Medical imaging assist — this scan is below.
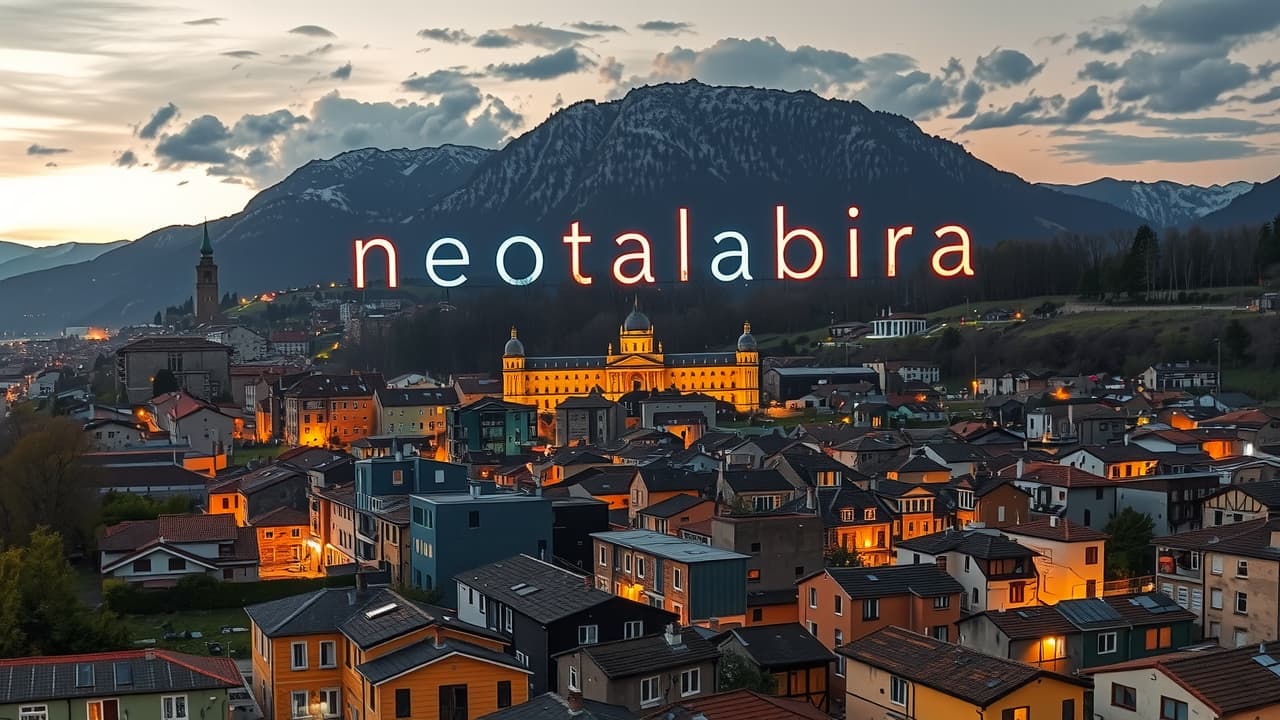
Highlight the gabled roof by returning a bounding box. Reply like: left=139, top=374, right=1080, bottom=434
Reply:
left=974, top=605, right=1078, bottom=640
left=636, top=466, right=716, bottom=494
left=454, top=554, right=615, bottom=625
left=640, top=689, right=829, bottom=720
left=100, top=513, right=237, bottom=551
left=776, top=484, right=888, bottom=526
left=1056, top=592, right=1195, bottom=629
left=721, top=468, right=794, bottom=493
left=572, top=466, right=640, bottom=496
left=375, top=386, right=459, bottom=407
left=924, top=442, right=991, bottom=463
left=1212, top=479, right=1280, bottom=509
left=356, top=636, right=528, bottom=684
left=566, top=629, right=720, bottom=678
left=896, top=528, right=1039, bottom=560
left=119, top=336, right=233, bottom=354
left=338, top=588, right=440, bottom=649
left=818, top=564, right=963, bottom=599
left=283, top=373, right=379, bottom=398
left=638, top=494, right=712, bottom=519
left=840, top=626, right=1086, bottom=708
left=238, top=464, right=308, bottom=494
left=1085, top=642, right=1280, bottom=716
left=244, top=586, right=364, bottom=637
left=1003, top=517, right=1109, bottom=543
left=1157, top=517, right=1280, bottom=561
left=0, top=650, right=242, bottom=704
left=890, top=453, right=951, bottom=475
left=721, top=623, right=834, bottom=669
left=481, top=692, right=636, bottom=720
left=1002, top=461, right=1111, bottom=488
left=249, top=506, right=310, bottom=527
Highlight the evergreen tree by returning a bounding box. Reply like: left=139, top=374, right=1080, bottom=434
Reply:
left=1104, top=508, right=1155, bottom=580
left=152, top=368, right=179, bottom=397
left=153, top=311, right=162, bottom=325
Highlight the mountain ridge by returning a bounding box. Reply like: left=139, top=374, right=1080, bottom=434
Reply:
left=1037, top=178, right=1254, bottom=229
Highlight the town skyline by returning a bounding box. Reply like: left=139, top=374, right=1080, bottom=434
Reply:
left=2, top=0, right=1279, bottom=247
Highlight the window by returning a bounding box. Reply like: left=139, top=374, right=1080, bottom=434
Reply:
left=497, top=681, right=512, bottom=709
left=964, top=556, right=971, bottom=572
left=1211, top=588, right=1223, bottom=609
left=834, top=595, right=843, bottom=615
left=863, top=598, right=880, bottom=621
left=1009, top=582, right=1026, bottom=604
left=747, top=569, right=761, bottom=582
left=579, top=625, right=599, bottom=645
left=516, top=650, right=529, bottom=666
left=1097, top=631, right=1118, bottom=654
left=291, top=691, right=308, bottom=719
left=680, top=668, right=700, bottom=696
left=750, top=542, right=761, bottom=553
left=889, top=676, right=908, bottom=706
left=320, top=689, right=339, bottom=718
left=1145, top=626, right=1172, bottom=650
left=834, top=629, right=845, bottom=676
left=1160, top=696, right=1188, bottom=720
left=864, top=508, right=875, bottom=520
left=86, top=700, right=119, bottom=720
left=504, top=607, right=513, bottom=632
left=808, top=587, right=817, bottom=608
left=1211, top=555, right=1223, bottom=574
left=1236, top=591, right=1248, bottom=614
left=569, top=664, right=580, bottom=690
left=161, top=698, right=189, bottom=720
left=439, top=685, right=468, bottom=720
left=625, top=620, right=643, bottom=639
left=319, top=640, right=336, bottom=668
left=932, top=626, right=948, bottom=642
left=396, top=689, right=411, bottom=719
left=1085, top=546, right=1099, bottom=565
left=1001, top=708, right=1029, bottom=720
left=469, top=511, right=480, bottom=528
left=1238, top=560, right=1249, bottom=577
left=636, top=557, right=647, bottom=578
left=19, top=706, right=48, bottom=720
left=1190, top=551, right=1201, bottom=570
left=132, top=558, right=151, bottom=573
left=287, top=641, right=310, bottom=671
left=641, top=676, right=661, bottom=707
left=933, top=595, right=950, bottom=609
left=624, top=554, right=632, bottom=573
left=599, top=546, right=607, bottom=566
left=751, top=608, right=763, bottom=622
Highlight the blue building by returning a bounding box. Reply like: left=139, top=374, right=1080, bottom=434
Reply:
left=447, top=397, right=537, bottom=462
left=351, top=454, right=469, bottom=573
left=409, top=483, right=553, bottom=605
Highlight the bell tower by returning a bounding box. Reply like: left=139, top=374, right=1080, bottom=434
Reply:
left=195, top=220, right=220, bottom=323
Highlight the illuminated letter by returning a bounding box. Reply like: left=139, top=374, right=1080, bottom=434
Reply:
left=711, top=231, right=754, bottom=282
left=612, top=232, right=655, bottom=285
left=886, top=226, right=914, bottom=278
left=353, top=237, right=398, bottom=289
left=495, top=235, right=544, bottom=286
left=678, top=207, right=691, bottom=282
left=562, top=221, right=593, bottom=285
left=774, top=205, right=824, bottom=280
left=847, top=206, right=860, bottom=279
left=931, top=225, right=975, bottom=277
left=425, top=237, right=469, bottom=288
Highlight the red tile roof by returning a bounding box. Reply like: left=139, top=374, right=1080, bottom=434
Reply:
left=1002, top=461, right=1111, bottom=488
left=157, top=513, right=238, bottom=542
left=641, top=689, right=829, bottom=720
left=1004, top=517, right=1109, bottom=543
left=1085, top=642, right=1280, bottom=716
left=249, top=506, right=310, bottom=527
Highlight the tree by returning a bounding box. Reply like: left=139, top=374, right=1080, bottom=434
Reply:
left=152, top=368, right=179, bottom=396
left=153, top=311, right=163, bottom=325
left=718, top=651, right=775, bottom=693
left=1223, top=319, right=1252, bottom=365
left=825, top=545, right=862, bottom=568
left=1104, top=508, right=1156, bottom=580
left=0, top=416, right=99, bottom=550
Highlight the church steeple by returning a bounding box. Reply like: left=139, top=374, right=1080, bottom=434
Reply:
left=195, top=219, right=220, bottom=323
left=200, top=219, right=213, bottom=257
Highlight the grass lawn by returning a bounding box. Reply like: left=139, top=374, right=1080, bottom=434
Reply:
left=121, top=608, right=253, bottom=658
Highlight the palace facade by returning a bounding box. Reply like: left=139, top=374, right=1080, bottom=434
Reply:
left=502, top=305, right=760, bottom=412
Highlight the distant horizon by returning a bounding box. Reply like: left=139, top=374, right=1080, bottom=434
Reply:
left=3, top=0, right=1278, bottom=247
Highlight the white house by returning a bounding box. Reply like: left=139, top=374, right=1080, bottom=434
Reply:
left=204, top=325, right=270, bottom=362
left=895, top=528, right=1041, bottom=613
left=864, top=360, right=941, bottom=392
left=270, top=330, right=311, bottom=357
left=1142, top=362, right=1218, bottom=392
left=98, top=513, right=258, bottom=586
left=149, top=391, right=236, bottom=457
left=27, top=371, right=59, bottom=399
left=1085, top=643, right=1280, bottom=720
left=869, top=312, right=928, bottom=338
left=84, top=418, right=147, bottom=450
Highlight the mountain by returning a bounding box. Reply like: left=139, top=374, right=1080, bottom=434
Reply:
left=0, top=240, right=129, bottom=281
left=1195, top=174, right=1280, bottom=229
left=0, top=81, right=1147, bottom=333
left=0, top=242, right=34, bottom=266
left=1038, top=178, right=1254, bottom=229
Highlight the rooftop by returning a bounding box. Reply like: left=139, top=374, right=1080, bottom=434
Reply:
left=720, top=623, right=835, bottom=669
left=818, top=564, right=964, bottom=599
left=641, top=690, right=829, bottom=720
left=1003, top=517, right=1109, bottom=543
left=454, top=554, right=615, bottom=625
left=0, top=650, right=241, bottom=704
left=1085, top=642, right=1280, bottom=716
left=896, top=528, right=1039, bottom=561
left=590, top=530, right=749, bottom=563
left=480, top=693, right=635, bottom=720
left=568, top=629, right=720, bottom=679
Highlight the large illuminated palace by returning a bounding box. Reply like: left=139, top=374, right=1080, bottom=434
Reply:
left=501, top=303, right=760, bottom=413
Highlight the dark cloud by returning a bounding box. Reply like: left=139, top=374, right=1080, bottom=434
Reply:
left=638, top=20, right=694, bottom=34
left=1251, top=85, right=1280, bottom=103
left=115, top=150, right=138, bottom=167
left=1041, top=33, right=1068, bottom=45
left=26, top=144, right=69, bottom=155
left=155, top=115, right=234, bottom=166
left=138, top=103, right=179, bottom=139
left=417, top=27, right=472, bottom=44
left=307, top=43, right=337, bottom=56
left=1077, top=60, right=1124, bottom=82
left=330, top=62, right=352, bottom=80
left=599, top=56, right=624, bottom=83
left=1074, top=30, right=1129, bottom=53
left=961, top=85, right=1101, bottom=130
left=1257, top=61, right=1280, bottom=81
left=44, top=161, right=57, bottom=168
left=221, top=50, right=259, bottom=59
left=941, top=57, right=964, bottom=81
left=947, top=80, right=985, bottom=119
left=569, top=21, right=625, bottom=33
left=183, top=17, right=224, bottom=26
left=973, top=48, right=1045, bottom=86
left=230, top=109, right=308, bottom=143
left=1139, top=116, right=1280, bottom=134
left=486, top=47, right=596, bottom=81
left=1130, top=0, right=1280, bottom=47
left=472, top=24, right=590, bottom=49
left=289, top=25, right=335, bottom=38
left=1114, top=47, right=1253, bottom=112
left=552, top=93, right=565, bottom=108
left=401, top=68, right=482, bottom=95
left=1053, top=130, right=1260, bottom=163
left=1061, top=85, right=1104, bottom=123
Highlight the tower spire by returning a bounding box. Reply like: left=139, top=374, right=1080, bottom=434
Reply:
left=200, top=219, right=213, bottom=257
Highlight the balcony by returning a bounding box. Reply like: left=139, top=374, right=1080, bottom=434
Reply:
left=1157, top=549, right=1201, bottom=579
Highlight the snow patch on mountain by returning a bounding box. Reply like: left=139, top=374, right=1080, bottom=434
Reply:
left=1039, top=178, right=1255, bottom=229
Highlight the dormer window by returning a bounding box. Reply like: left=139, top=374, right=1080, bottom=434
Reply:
left=840, top=509, right=854, bottom=522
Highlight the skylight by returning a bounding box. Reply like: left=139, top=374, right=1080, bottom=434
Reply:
left=365, top=602, right=398, bottom=619
left=865, top=574, right=878, bottom=581
left=510, top=583, right=527, bottom=591
left=75, top=664, right=95, bottom=688
left=515, top=585, right=540, bottom=596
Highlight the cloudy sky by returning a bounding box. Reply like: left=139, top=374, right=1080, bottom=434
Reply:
left=2, top=0, right=1278, bottom=247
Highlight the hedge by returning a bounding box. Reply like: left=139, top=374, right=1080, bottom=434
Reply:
left=104, top=574, right=359, bottom=615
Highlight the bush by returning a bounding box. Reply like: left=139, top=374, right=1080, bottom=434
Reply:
left=104, top=574, right=359, bottom=614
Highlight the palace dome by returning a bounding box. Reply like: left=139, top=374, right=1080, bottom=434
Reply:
left=504, top=327, right=525, bottom=357
left=737, top=322, right=758, bottom=352
left=623, top=308, right=652, bottom=332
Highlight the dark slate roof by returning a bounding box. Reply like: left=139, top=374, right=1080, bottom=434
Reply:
left=925, top=442, right=992, bottom=463
left=1218, top=479, right=1280, bottom=509
left=776, top=484, right=889, bottom=526
left=821, top=564, right=963, bottom=599
left=1158, top=518, right=1280, bottom=561
left=375, top=386, right=459, bottom=407
left=0, top=650, right=241, bottom=704
left=455, top=554, right=612, bottom=624
left=573, top=467, right=640, bottom=495
left=722, top=469, right=794, bottom=493
left=638, top=466, right=717, bottom=493
left=1085, top=642, right=1280, bottom=716
left=722, top=623, right=835, bottom=669
left=1056, top=593, right=1196, bottom=629
left=244, top=587, right=364, bottom=637
left=569, top=629, right=721, bottom=679
left=95, top=464, right=209, bottom=490
left=977, top=606, right=1078, bottom=640
left=479, top=692, right=636, bottom=720
left=840, top=627, right=1086, bottom=707
left=338, top=588, right=438, bottom=649
left=357, top=636, right=527, bottom=684
left=283, top=373, right=379, bottom=398
left=897, top=529, right=1040, bottom=560
left=639, top=689, right=830, bottom=720
left=639, top=494, right=711, bottom=519
left=892, top=453, right=951, bottom=474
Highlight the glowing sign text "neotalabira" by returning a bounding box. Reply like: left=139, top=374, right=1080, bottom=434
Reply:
left=352, top=205, right=974, bottom=289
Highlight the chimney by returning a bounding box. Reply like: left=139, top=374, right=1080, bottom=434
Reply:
left=1124, top=433, right=1130, bottom=446
left=805, top=486, right=816, bottom=512
left=1049, top=515, right=1058, bottom=528
left=469, top=482, right=482, bottom=499
left=354, top=569, right=370, bottom=598
left=567, top=691, right=584, bottom=715
left=433, top=631, right=445, bottom=650
left=1016, top=458, right=1025, bottom=478
left=664, top=623, right=682, bottom=647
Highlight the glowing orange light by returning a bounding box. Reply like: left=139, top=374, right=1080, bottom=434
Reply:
left=354, top=238, right=399, bottom=289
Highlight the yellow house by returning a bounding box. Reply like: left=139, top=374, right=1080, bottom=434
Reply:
left=839, top=626, right=1089, bottom=720
left=1003, top=516, right=1109, bottom=604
